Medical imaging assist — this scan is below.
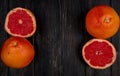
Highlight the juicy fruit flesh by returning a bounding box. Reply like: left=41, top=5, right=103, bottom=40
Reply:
left=8, top=9, right=34, bottom=36
left=84, top=41, right=113, bottom=67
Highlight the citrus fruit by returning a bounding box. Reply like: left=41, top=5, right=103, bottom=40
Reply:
left=5, top=7, right=36, bottom=38
left=82, top=39, right=116, bottom=69
left=1, top=37, right=35, bottom=69
left=86, top=5, right=120, bottom=39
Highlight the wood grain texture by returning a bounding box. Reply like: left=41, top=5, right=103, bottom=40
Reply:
left=111, top=1, right=120, bottom=76
left=0, top=0, right=120, bottom=76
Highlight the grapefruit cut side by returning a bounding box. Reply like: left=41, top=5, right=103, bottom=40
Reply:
left=82, top=39, right=116, bottom=69
left=5, top=7, right=36, bottom=38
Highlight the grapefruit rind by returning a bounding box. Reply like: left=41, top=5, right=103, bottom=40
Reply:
left=82, top=39, right=117, bottom=69
left=5, top=7, right=36, bottom=38
left=1, top=37, right=35, bottom=69
left=85, top=5, right=120, bottom=39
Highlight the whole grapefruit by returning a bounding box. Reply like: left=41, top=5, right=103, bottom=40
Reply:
left=1, top=37, right=35, bottom=69
left=82, top=39, right=116, bottom=69
left=86, top=5, right=120, bottom=39
left=5, top=7, right=36, bottom=38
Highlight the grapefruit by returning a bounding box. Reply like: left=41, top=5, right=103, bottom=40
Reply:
left=1, top=37, right=35, bottom=69
left=5, top=7, right=36, bottom=38
left=86, top=5, right=120, bottom=39
left=82, top=39, right=116, bottom=69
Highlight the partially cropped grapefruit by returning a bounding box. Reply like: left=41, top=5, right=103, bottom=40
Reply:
left=82, top=39, right=116, bottom=69
left=1, top=37, right=35, bottom=69
left=5, top=7, right=36, bottom=38
left=86, top=5, right=119, bottom=39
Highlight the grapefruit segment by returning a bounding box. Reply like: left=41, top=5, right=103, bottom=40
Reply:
left=5, top=7, right=36, bottom=38
left=82, top=39, right=116, bottom=69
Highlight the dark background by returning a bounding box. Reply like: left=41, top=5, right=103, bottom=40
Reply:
left=0, top=0, right=120, bottom=76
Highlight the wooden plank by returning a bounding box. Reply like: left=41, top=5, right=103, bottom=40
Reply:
left=58, top=0, right=86, bottom=76
left=110, top=1, right=120, bottom=76
left=8, top=0, right=35, bottom=76
left=0, top=0, right=9, bottom=76
left=83, top=0, right=113, bottom=76
left=33, top=0, right=61, bottom=76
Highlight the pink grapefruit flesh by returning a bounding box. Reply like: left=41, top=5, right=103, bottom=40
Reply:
left=5, top=7, right=36, bottom=38
left=82, top=39, right=116, bottom=69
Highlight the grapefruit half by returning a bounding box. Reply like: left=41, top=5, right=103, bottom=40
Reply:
left=86, top=5, right=120, bottom=39
left=1, top=37, right=35, bottom=69
left=82, top=39, right=117, bottom=69
left=5, top=7, right=36, bottom=38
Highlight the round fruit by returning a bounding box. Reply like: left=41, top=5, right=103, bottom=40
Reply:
left=5, top=7, right=36, bottom=38
left=1, top=37, right=35, bottom=69
left=82, top=39, right=116, bottom=69
left=86, top=5, right=119, bottom=39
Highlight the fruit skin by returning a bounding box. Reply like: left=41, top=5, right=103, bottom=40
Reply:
left=82, top=39, right=117, bottom=69
left=5, top=7, right=36, bottom=38
left=1, top=37, right=35, bottom=69
left=86, top=5, right=120, bottom=39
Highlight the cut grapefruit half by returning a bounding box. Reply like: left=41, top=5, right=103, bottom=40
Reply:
left=5, top=7, right=36, bottom=38
left=82, top=39, right=117, bottom=69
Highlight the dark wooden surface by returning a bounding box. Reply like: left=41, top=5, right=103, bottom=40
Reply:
left=0, top=0, right=120, bottom=76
